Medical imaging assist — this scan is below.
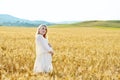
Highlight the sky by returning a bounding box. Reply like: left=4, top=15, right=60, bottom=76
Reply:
left=0, top=0, right=120, bottom=22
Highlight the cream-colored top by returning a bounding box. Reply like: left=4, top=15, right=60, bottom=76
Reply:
left=35, top=34, right=53, bottom=55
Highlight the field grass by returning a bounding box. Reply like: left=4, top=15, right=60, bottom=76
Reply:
left=0, top=26, right=120, bottom=80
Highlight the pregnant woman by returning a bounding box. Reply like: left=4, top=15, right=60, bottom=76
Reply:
left=33, top=24, right=54, bottom=73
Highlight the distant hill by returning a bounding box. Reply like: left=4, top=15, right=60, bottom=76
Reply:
left=50, top=20, right=120, bottom=28
left=0, top=14, right=54, bottom=27
left=72, top=20, right=120, bottom=28
left=1, top=14, right=120, bottom=28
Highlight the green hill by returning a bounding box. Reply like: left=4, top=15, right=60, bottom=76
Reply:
left=51, top=20, right=120, bottom=28
left=73, top=20, right=120, bottom=28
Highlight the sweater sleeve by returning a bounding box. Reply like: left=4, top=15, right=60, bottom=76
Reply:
left=36, top=35, right=53, bottom=52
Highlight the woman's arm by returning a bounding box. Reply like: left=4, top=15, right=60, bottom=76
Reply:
left=48, top=51, right=54, bottom=56
left=48, top=43, right=52, bottom=47
left=48, top=43, right=54, bottom=56
left=36, top=35, right=53, bottom=52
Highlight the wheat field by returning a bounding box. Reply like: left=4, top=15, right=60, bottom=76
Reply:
left=0, top=26, right=120, bottom=80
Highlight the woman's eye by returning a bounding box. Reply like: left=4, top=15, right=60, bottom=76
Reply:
left=41, top=27, right=46, bottom=30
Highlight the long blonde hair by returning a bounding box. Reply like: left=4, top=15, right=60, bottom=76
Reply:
left=35, top=24, right=47, bottom=38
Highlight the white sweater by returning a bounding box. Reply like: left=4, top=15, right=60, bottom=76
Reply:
left=33, top=34, right=53, bottom=73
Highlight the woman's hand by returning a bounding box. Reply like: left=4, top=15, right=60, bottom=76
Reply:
left=48, top=43, right=52, bottom=47
left=48, top=51, right=54, bottom=56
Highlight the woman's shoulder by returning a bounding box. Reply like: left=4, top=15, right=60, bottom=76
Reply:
left=36, top=34, right=48, bottom=40
left=36, top=34, right=43, bottom=38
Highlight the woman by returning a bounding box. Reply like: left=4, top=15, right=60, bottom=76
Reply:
left=33, top=24, right=54, bottom=73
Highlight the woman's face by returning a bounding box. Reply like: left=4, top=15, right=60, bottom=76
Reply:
left=38, top=26, right=47, bottom=35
